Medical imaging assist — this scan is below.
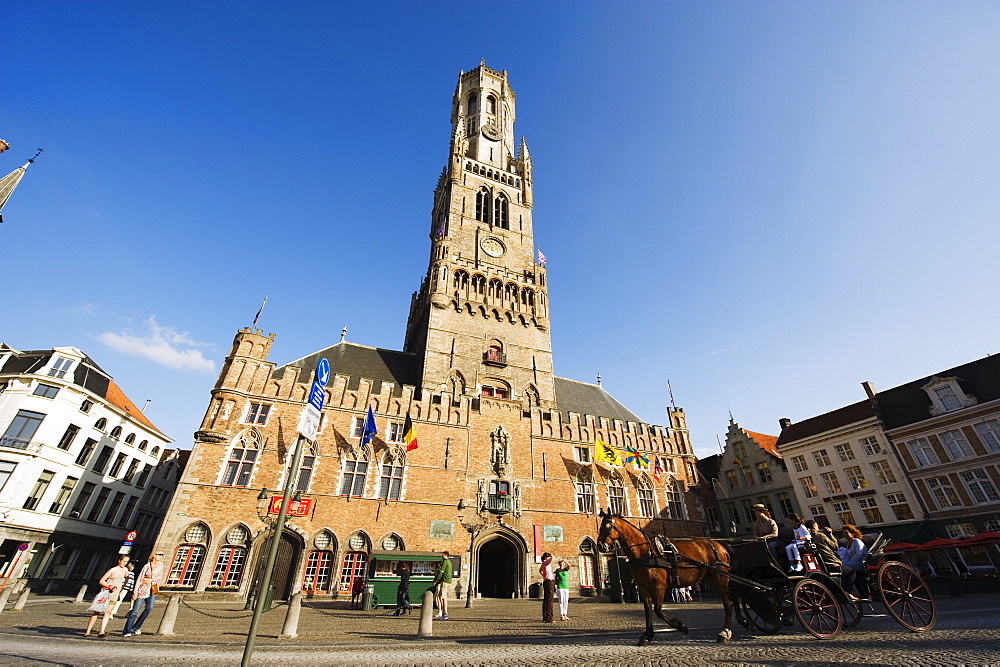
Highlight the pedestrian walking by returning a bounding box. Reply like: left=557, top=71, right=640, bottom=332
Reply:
left=111, top=562, right=136, bottom=617
left=122, top=550, right=164, bottom=637
left=539, top=552, right=555, bottom=623
left=85, top=554, right=130, bottom=637
left=394, top=562, right=412, bottom=615
left=433, top=551, right=453, bottom=620
left=555, top=559, right=570, bottom=620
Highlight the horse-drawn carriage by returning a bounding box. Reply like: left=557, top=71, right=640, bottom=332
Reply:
left=597, top=512, right=936, bottom=645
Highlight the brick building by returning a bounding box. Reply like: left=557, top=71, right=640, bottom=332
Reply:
left=153, top=63, right=703, bottom=601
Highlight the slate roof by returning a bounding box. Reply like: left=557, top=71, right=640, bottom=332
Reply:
left=274, top=342, right=646, bottom=423
left=876, top=353, right=1000, bottom=430
left=273, top=342, right=420, bottom=396
left=775, top=400, right=877, bottom=447
left=552, top=377, right=642, bottom=423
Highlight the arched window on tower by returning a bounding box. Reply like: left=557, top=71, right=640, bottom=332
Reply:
left=525, top=385, right=540, bottom=409
left=468, top=94, right=478, bottom=115
left=475, top=188, right=491, bottom=224
left=485, top=340, right=504, bottom=364
left=486, top=95, right=496, bottom=114
left=494, top=194, right=509, bottom=229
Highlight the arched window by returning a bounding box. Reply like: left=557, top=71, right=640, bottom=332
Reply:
left=480, top=379, right=510, bottom=399
left=138, top=439, right=148, bottom=451
left=166, top=523, right=210, bottom=588
left=94, top=417, right=107, bottom=432
left=637, top=475, right=656, bottom=518
left=475, top=188, right=491, bottom=224
left=125, top=433, right=136, bottom=446
left=452, top=269, right=469, bottom=292
left=578, top=539, right=599, bottom=588
left=303, top=531, right=337, bottom=594
left=608, top=471, right=627, bottom=516
left=493, top=194, right=509, bottom=229
left=338, top=532, right=370, bottom=593
left=295, top=444, right=316, bottom=493
left=446, top=371, right=466, bottom=401
left=377, top=451, right=404, bottom=500
left=209, top=525, right=249, bottom=588
left=486, top=95, right=496, bottom=114
left=150, top=446, right=160, bottom=456
left=340, top=449, right=369, bottom=497
left=525, top=385, right=540, bottom=408
left=110, top=426, right=122, bottom=440
left=576, top=468, right=595, bottom=514
left=380, top=533, right=404, bottom=550
left=467, top=94, right=478, bottom=114
left=221, top=429, right=261, bottom=488
left=666, top=478, right=685, bottom=519
left=485, top=341, right=503, bottom=363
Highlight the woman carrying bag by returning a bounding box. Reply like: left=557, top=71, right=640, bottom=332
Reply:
left=123, top=550, right=165, bottom=637
left=84, top=554, right=130, bottom=637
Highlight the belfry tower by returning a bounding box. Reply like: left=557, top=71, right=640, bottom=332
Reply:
left=404, top=62, right=554, bottom=408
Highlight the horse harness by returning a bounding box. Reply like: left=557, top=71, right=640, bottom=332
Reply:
left=625, top=533, right=731, bottom=588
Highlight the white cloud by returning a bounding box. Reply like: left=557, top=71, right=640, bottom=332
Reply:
left=98, top=317, right=216, bottom=373
left=60, top=303, right=98, bottom=316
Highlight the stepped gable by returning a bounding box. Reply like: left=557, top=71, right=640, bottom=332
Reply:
left=273, top=341, right=420, bottom=396
left=876, top=353, right=1000, bottom=430
left=553, top=376, right=641, bottom=423
left=775, top=400, right=875, bottom=447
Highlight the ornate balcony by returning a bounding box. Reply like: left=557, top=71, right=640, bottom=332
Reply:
left=485, top=494, right=512, bottom=515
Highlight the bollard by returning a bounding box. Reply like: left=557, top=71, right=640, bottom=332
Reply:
left=157, top=595, right=181, bottom=636
left=416, top=589, right=434, bottom=638
left=279, top=593, right=302, bottom=639
left=75, top=584, right=89, bottom=603
left=11, top=587, right=30, bottom=611
left=0, top=585, right=13, bottom=613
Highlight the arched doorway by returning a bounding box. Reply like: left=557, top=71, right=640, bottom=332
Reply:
left=477, top=537, right=517, bottom=598
left=268, top=532, right=301, bottom=600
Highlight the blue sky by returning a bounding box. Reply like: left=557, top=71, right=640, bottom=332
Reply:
left=4, top=1, right=999, bottom=457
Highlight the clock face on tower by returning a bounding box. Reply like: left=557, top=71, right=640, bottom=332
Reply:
left=480, top=237, right=506, bottom=258
left=481, top=124, right=501, bottom=141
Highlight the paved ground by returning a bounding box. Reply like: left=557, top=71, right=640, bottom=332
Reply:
left=0, top=590, right=998, bottom=664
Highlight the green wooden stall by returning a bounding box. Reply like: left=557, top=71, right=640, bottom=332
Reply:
left=367, top=550, right=459, bottom=608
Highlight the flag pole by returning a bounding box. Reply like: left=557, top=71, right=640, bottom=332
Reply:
left=252, top=296, right=268, bottom=329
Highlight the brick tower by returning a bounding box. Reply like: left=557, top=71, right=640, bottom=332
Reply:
left=404, top=62, right=554, bottom=409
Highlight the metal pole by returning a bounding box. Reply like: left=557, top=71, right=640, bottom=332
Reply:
left=242, top=434, right=307, bottom=667
left=464, top=527, right=475, bottom=608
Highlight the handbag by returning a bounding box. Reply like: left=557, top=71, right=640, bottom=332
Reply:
left=151, top=582, right=160, bottom=596
left=87, top=588, right=112, bottom=613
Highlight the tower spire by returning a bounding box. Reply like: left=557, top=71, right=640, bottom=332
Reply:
left=0, top=148, right=41, bottom=223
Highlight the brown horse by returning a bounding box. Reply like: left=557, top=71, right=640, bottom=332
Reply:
left=597, top=511, right=735, bottom=645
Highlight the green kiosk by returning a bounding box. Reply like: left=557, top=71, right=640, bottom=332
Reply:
left=367, top=551, right=458, bottom=608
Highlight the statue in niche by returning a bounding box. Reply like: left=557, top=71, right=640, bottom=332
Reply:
left=490, top=425, right=511, bottom=477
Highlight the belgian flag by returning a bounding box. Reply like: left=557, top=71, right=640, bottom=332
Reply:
left=403, top=414, right=418, bottom=452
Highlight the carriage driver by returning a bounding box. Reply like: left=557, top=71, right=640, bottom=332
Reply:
left=751, top=503, right=782, bottom=563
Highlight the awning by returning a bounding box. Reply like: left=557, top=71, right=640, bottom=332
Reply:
left=961, top=531, right=1000, bottom=546
left=883, top=542, right=921, bottom=553
left=870, top=520, right=935, bottom=544
left=914, top=537, right=964, bottom=551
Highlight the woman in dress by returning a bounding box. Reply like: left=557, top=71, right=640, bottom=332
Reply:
left=85, top=554, right=130, bottom=637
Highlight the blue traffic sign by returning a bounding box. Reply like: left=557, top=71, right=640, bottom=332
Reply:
left=308, top=382, right=325, bottom=411
left=316, top=358, right=330, bottom=386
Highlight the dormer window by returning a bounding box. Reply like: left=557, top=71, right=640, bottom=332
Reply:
left=923, top=376, right=977, bottom=416
left=48, top=357, right=74, bottom=379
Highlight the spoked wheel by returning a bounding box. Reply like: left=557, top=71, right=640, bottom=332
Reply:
left=877, top=561, right=936, bottom=631
left=841, top=600, right=863, bottom=628
left=738, top=598, right=782, bottom=634
left=792, top=579, right=843, bottom=639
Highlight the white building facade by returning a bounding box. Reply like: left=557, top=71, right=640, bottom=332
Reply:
left=0, top=344, right=174, bottom=592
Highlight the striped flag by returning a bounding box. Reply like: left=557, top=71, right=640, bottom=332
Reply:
left=653, top=455, right=664, bottom=482
left=536, top=248, right=547, bottom=265
left=625, top=444, right=649, bottom=469
left=403, top=414, right=418, bottom=452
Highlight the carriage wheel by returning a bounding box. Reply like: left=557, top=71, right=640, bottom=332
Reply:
left=840, top=600, right=863, bottom=628
left=877, top=561, right=936, bottom=632
left=792, top=579, right=842, bottom=639
left=738, top=598, right=782, bottom=634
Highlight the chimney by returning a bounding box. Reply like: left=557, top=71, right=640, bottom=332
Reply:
left=779, top=418, right=792, bottom=430
left=862, top=381, right=877, bottom=400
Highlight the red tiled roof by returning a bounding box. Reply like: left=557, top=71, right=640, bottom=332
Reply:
left=745, top=430, right=781, bottom=458
left=105, top=380, right=166, bottom=437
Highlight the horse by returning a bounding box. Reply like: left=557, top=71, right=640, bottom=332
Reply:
left=597, top=511, right=735, bottom=645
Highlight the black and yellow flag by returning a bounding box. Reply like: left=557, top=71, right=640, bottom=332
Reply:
left=403, top=414, right=418, bottom=452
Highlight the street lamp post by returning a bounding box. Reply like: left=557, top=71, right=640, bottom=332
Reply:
left=457, top=499, right=488, bottom=608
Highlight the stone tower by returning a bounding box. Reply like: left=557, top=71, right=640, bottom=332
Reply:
left=404, top=62, right=554, bottom=408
